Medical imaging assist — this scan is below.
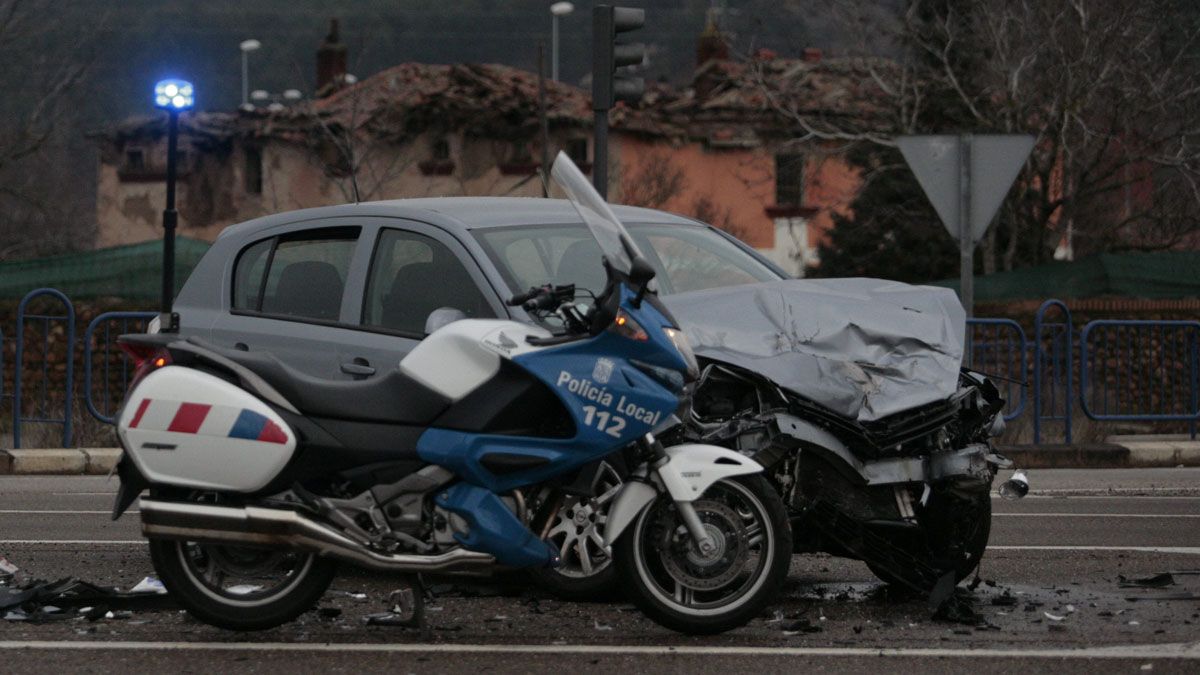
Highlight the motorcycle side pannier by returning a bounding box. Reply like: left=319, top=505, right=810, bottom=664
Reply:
left=117, top=366, right=297, bottom=492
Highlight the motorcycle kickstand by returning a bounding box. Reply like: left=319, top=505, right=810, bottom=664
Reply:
left=389, top=574, right=431, bottom=641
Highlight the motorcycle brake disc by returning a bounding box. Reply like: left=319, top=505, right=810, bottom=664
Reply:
left=656, top=499, right=749, bottom=591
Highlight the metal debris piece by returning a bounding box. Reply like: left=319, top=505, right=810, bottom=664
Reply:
left=129, top=577, right=167, bottom=595
left=781, top=618, right=822, bottom=634
left=1124, top=592, right=1200, bottom=602
left=1119, top=573, right=1175, bottom=589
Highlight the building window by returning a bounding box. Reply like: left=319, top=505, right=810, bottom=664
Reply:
left=566, top=138, right=589, bottom=164
left=774, top=153, right=805, bottom=206
left=432, top=138, right=451, bottom=161
left=124, top=149, right=145, bottom=172
left=245, top=146, right=263, bottom=194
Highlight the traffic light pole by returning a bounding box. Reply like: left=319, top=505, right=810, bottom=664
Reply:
left=592, top=4, right=643, bottom=201
left=593, top=110, right=609, bottom=199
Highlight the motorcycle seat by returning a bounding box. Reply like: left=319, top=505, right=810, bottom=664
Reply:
left=196, top=341, right=451, bottom=425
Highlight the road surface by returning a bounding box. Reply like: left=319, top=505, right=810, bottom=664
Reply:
left=1, top=468, right=1198, bottom=673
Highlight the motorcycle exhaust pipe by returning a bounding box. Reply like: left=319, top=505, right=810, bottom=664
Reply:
left=998, top=469, right=1030, bottom=500
left=139, top=498, right=494, bottom=573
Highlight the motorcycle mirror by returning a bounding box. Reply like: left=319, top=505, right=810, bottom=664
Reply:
left=630, top=256, right=655, bottom=307
left=630, top=256, right=655, bottom=284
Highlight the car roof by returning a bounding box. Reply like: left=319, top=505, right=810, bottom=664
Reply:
left=217, top=196, right=703, bottom=242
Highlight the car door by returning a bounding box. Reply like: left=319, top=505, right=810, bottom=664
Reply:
left=210, top=220, right=367, bottom=379
left=338, top=221, right=505, bottom=376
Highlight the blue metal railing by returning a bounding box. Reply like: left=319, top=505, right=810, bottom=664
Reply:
left=13, top=288, right=75, bottom=448
left=1079, top=320, right=1200, bottom=438
left=1033, top=300, right=1074, bottom=444
left=9, top=288, right=1200, bottom=448
left=83, top=311, right=158, bottom=425
left=965, top=318, right=1028, bottom=421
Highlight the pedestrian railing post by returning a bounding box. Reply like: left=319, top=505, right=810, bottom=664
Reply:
left=83, top=311, right=157, bottom=425
left=13, top=288, right=75, bottom=449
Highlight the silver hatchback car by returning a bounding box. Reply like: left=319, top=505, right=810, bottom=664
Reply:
left=169, top=197, right=787, bottom=598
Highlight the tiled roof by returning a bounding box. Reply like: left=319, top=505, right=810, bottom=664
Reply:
left=97, top=56, right=896, bottom=146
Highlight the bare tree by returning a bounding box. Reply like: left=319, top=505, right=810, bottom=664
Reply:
left=0, top=0, right=93, bottom=259
left=619, top=150, right=688, bottom=209
left=766, top=0, right=1200, bottom=270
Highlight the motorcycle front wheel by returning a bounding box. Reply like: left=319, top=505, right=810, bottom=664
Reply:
left=614, top=475, right=791, bottom=635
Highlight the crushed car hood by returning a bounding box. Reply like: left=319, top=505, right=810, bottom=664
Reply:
left=662, top=278, right=967, bottom=422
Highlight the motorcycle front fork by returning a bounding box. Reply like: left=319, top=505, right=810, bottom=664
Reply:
left=639, top=433, right=719, bottom=556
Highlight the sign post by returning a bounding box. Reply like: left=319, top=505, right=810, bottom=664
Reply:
left=897, top=134, right=1034, bottom=316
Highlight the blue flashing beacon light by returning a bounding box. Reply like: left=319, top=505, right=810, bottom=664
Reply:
left=154, top=79, right=195, bottom=110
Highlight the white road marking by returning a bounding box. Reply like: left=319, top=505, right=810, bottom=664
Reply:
left=993, top=513, right=1200, bottom=518
left=0, top=640, right=1198, bottom=659
left=996, top=488, right=1200, bottom=496
left=990, top=545, right=1200, bottom=554
left=0, top=540, right=145, bottom=545
left=0, top=510, right=135, bottom=515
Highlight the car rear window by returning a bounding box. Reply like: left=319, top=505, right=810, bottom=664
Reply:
left=232, top=227, right=360, bottom=322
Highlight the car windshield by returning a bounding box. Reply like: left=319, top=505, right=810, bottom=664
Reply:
left=549, top=152, right=643, bottom=276
left=474, top=222, right=783, bottom=299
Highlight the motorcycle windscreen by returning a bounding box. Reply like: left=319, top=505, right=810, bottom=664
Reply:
left=550, top=151, right=642, bottom=276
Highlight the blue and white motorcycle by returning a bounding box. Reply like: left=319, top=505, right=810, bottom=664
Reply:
left=111, top=154, right=791, bottom=635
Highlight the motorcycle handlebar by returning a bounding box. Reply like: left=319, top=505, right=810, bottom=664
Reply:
left=506, top=285, right=549, bottom=307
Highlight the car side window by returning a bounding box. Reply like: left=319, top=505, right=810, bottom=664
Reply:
left=363, top=229, right=494, bottom=335
left=232, top=228, right=359, bottom=322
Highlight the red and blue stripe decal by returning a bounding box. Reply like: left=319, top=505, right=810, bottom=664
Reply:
left=228, top=408, right=290, bottom=444
left=128, top=398, right=289, bottom=445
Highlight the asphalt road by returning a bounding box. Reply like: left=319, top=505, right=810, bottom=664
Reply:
left=1, top=469, right=1199, bottom=673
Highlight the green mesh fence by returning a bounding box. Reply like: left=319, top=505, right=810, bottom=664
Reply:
left=933, top=251, right=1200, bottom=301
left=0, top=238, right=211, bottom=300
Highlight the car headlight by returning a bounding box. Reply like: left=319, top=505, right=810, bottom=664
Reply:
left=663, top=327, right=699, bottom=382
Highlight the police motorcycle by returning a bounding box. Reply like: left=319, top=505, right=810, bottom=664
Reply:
left=109, top=153, right=791, bottom=635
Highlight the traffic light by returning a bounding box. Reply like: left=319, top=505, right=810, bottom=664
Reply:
left=591, top=5, right=645, bottom=197
left=592, top=5, right=645, bottom=109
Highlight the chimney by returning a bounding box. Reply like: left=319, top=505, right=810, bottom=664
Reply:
left=316, top=18, right=348, bottom=95
left=694, top=8, right=729, bottom=101
left=696, top=8, right=729, bottom=68
left=802, top=47, right=822, bottom=64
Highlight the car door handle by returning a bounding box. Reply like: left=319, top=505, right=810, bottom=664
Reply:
left=340, top=360, right=375, bottom=376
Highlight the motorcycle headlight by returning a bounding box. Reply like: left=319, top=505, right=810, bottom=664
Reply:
left=662, top=327, right=699, bottom=382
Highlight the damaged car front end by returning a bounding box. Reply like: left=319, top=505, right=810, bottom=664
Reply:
left=662, top=278, right=1017, bottom=591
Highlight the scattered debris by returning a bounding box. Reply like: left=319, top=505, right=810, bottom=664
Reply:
left=1119, top=573, right=1175, bottom=589
left=0, top=556, right=19, bottom=586
left=226, top=585, right=264, bottom=596
left=593, top=619, right=613, bottom=631
left=781, top=618, right=822, bottom=635
left=1124, top=592, right=1200, bottom=602
left=1044, top=612, right=1066, bottom=622
left=129, top=577, right=166, bottom=595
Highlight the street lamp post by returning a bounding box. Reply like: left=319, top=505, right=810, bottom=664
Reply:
left=154, top=79, right=195, bottom=327
left=239, top=39, right=261, bottom=108
left=550, top=2, right=574, bottom=82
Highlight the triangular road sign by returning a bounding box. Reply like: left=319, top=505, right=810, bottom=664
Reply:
left=896, top=134, right=1034, bottom=244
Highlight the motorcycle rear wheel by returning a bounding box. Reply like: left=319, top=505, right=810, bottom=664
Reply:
left=615, top=475, right=791, bottom=635
left=149, top=537, right=337, bottom=631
